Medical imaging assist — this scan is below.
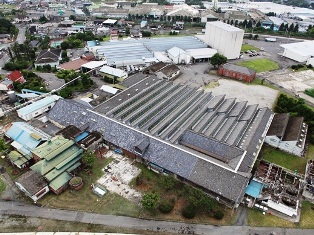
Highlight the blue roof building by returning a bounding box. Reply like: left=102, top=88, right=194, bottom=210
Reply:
left=5, top=122, right=51, bottom=168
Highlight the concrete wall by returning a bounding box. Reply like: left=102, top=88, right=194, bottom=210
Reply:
left=204, top=22, right=244, bottom=59
left=283, top=48, right=309, bottom=63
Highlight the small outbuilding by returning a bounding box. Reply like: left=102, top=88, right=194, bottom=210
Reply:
left=15, top=170, right=49, bottom=202
left=218, top=63, right=256, bottom=83
left=265, top=113, right=308, bottom=157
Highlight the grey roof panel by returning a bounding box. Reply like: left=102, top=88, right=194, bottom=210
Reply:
left=217, top=98, right=236, bottom=114
left=228, top=101, right=248, bottom=117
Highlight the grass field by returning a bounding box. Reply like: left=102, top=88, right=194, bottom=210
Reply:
left=300, top=201, right=314, bottom=228
left=241, top=44, right=260, bottom=52
left=236, top=58, right=279, bottom=73
left=260, top=146, right=308, bottom=173
left=247, top=208, right=296, bottom=227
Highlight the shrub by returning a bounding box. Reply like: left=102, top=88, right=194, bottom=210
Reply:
left=213, top=210, right=224, bottom=220
left=182, top=203, right=196, bottom=219
left=307, top=64, right=313, bottom=68
left=135, top=175, right=143, bottom=186
left=158, top=198, right=175, bottom=214
left=291, top=65, right=297, bottom=70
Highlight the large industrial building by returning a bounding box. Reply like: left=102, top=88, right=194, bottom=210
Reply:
left=204, top=21, right=244, bottom=59
left=281, top=41, right=314, bottom=63
left=48, top=76, right=273, bottom=208
left=86, top=36, right=216, bottom=67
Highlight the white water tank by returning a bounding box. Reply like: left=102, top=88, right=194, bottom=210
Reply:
left=7, top=90, right=17, bottom=103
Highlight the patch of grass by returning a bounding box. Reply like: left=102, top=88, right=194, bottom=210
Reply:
left=305, top=88, right=314, bottom=98
left=241, top=44, right=260, bottom=52
left=260, top=146, right=308, bottom=173
left=204, top=81, right=219, bottom=89
left=236, top=58, right=279, bottom=73
left=0, top=177, right=6, bottom=193
left=300, top=201, right=314, bottom=228
left=247, top=208, right=296, bottom=227
left=93, top=192, right=140, bottom=217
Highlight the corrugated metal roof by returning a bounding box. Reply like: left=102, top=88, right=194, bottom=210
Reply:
left=49, top=172, right=72, bottom=191
left=6, top=122, right=51, bottom=156
left=99, top=66, right=127, bottom=77
left=17, top=95, right=61, bottom=116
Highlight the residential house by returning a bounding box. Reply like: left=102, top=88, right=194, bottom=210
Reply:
left=5, top=122, right=51, bottom=169
left=265, top=113, right=308, bottom=157
left=30, top=135, right=83, bottom=194
left=218, top=63, right=256, bottom=83
left=58, top=58, right=88, bottom=71
left=17, top=95, right=61, bottom=121
left=34, top=49, right=62, bottom=68
left=15, top=170, right=49, bottom=202
left=6, top=71, right=25, bottom=84
left=29, top=40, right=40, bottom=48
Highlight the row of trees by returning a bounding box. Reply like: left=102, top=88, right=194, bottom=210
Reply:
left=60, top=31, right=102, bottom=50
left=141, top=179, right=224, bottom=220
left=57, top=70, right=94, bottom=98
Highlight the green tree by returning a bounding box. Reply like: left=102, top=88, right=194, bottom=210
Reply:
left=0, top=138, right=9, bottom=152
left=279, top=23, right=285, bottom=31
left=69, top=15, right=76, bottom=21
left=141, top=193, right=159, bottom=211
left=82, top=150, right=96, bottom=167
left=210, top=53, right=227, bottom=68
left=39, top=15, right=48, bottom=23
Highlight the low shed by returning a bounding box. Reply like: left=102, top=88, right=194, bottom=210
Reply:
left=218, top=63, right=256, bottom=83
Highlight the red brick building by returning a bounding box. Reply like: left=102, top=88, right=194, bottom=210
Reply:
left=217, top=63, right=256, bottom=83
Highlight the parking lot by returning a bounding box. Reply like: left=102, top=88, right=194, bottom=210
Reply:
left=242, top=36, right=303, bottom=69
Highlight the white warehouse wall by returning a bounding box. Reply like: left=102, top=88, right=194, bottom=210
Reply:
left=204, top=21, right=244, bottom=59
left=283, top=48, right=309, bottom=63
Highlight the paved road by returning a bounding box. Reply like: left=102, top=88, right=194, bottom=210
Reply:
left=16, top=27, right=26, bottom=44
left=0, top=201, right=313, bottom=235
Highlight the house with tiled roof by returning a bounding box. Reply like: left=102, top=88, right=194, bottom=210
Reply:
left=47, top=76, right=273, bottom=208
left=6, top=70, right=25, bottom=84
left=265, top=113, right=308, bottom=156
left=30, top=135, right=83, bottom=194
left=34, top=48, right=62, bottom=68
left=15, top=170, right=49, bottom=202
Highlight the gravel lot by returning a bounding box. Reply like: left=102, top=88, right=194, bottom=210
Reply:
left=204, top=79, right=279, bottom=109
left=34, top=72, right=65, bottom=91
left=175, top=63, right=278, bottom=109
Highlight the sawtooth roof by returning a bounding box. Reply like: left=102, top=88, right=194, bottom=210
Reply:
left=47, top=76, right=273, bottom=205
